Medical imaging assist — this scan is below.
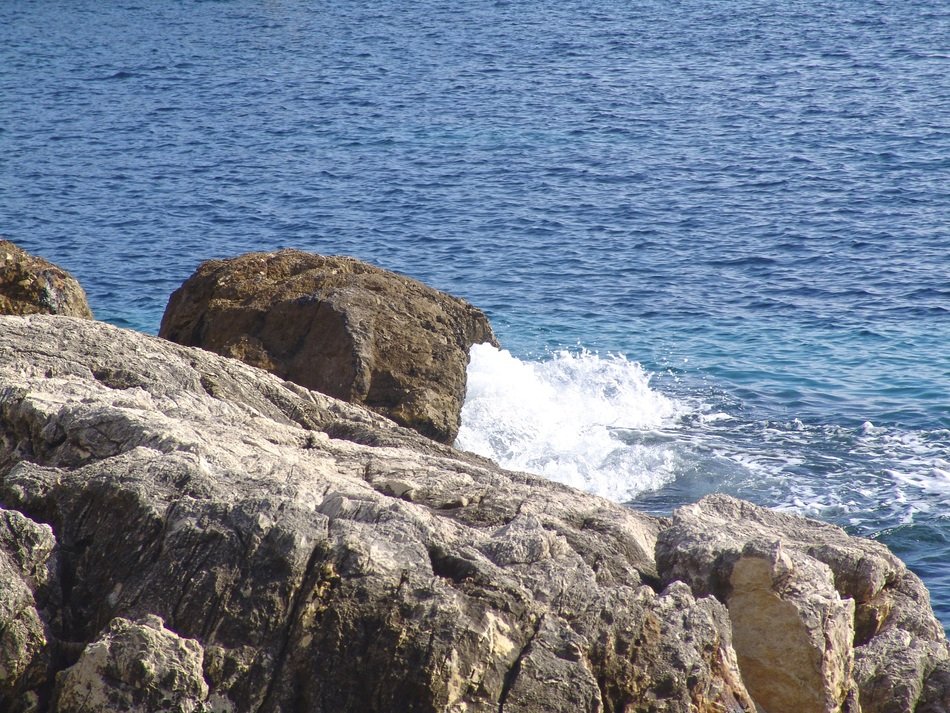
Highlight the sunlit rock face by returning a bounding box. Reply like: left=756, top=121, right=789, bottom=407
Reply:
left=1, top=314, right=947, bottom=713
left=656, top=494, right=950, bottom=713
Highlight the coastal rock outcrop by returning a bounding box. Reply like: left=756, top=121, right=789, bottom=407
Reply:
left=0, top=239, right=93, bottom=318
left=0, top=315, right=751, bottom=712
left=0, top=508, right=58, bottom=713
left=53, top=615, right=209, bottom=713
left=657, top=495, right=950, bottom=713
left=0, top=315, right=947, bottom=713
left=158, top=250, right=497, bottom=443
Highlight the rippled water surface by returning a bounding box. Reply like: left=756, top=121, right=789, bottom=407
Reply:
left=2, top=0, right=948, bottom=629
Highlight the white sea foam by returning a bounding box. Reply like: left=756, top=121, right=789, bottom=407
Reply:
left=457, top=345, right=950, bottom=539
left=456, top=344, right=687, bottom=500
left=697, top=419, right=950, bottom=532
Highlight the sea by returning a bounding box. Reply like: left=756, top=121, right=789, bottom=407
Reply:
left=2, top=0, right=948, bottom=632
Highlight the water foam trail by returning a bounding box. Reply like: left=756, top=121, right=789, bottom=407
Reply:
left=456, top=344, right=687, bottom=500
left=457, top=345, right=950, bottom=533
left=631, top=413, right=950, bottom=538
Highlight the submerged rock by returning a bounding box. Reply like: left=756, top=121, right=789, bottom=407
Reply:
left=0, top=315, right=946, bottom=712
left=159, top=250, right=497, bottom=443
left=0, top=239, right=93, bottom=318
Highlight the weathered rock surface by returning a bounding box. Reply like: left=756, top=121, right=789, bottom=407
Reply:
left=158, top=250, right=497, bottom=443
left=919, top=659, right=950, bottom=713
left=0, top=507, right=58, bottom=713
left=1, top=315, right=751, bottom=713
left=657, top=495, right=950, bottom=713
left=53, top=615, right=209, bottom=713
left=1, top=315, right=947, bottom=713
left=0, top=240, right=93, bottom=318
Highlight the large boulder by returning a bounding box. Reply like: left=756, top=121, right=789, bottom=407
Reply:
left=159, top=250, right=497, bottom=443
left=0, top=315, right=752, bottom=713
left=0, top=239, right=93, bottom=318
left=656, top=495, right=950, bottom=713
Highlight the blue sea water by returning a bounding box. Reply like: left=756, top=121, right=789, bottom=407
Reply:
left=2, top=1, right=948, bottom=630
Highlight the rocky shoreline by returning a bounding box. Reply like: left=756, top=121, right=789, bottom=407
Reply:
left=1, top=246, right=948, bottom=712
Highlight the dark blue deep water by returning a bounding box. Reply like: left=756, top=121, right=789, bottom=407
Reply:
left=3, top=1, right=948, bottom=630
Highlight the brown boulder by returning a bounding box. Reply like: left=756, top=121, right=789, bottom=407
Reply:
left=159, top=250, right=497, bottom=443
left=0, top=240, right=93, bottom=318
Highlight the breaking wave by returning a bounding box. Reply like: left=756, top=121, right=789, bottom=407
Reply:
left=456, top=343, right=690, bottom=501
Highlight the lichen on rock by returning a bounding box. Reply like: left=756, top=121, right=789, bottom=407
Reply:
left=0, top=240, right=92, bottom=318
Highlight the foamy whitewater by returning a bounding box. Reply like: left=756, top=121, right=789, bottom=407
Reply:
left=458, top=345, right=950, bottom=536
left=458, top=345, right=950, bottom=632
left=457, top=345, right=687, bottom=500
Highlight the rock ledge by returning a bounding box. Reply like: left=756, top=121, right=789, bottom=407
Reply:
left=1, top=315, right=947, bottom=713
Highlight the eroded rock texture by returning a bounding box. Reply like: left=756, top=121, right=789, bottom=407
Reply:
left=53, top=615, right=209, bottom=713
left=657, top=495, right=950, bottom=713
left=2, top=316, right=948, bottom=713
left=158, top=250, right=497, bottom=443
left=1, top=315, right=753, bottom=713
left=0, top=240, right=93, bottom=318
left=0, top=508, right=58, bottom=713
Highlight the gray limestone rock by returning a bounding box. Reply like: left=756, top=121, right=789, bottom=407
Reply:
left=0, top=315, right=751, bottom=713
left=2, top=316, right=947, bottom=713
left=52, top=615, right=209, bottom=713
left=0, top=508, right=58, bottom=712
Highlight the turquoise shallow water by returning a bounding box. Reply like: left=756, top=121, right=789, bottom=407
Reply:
left=2, top=0, right=948, bottom=630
